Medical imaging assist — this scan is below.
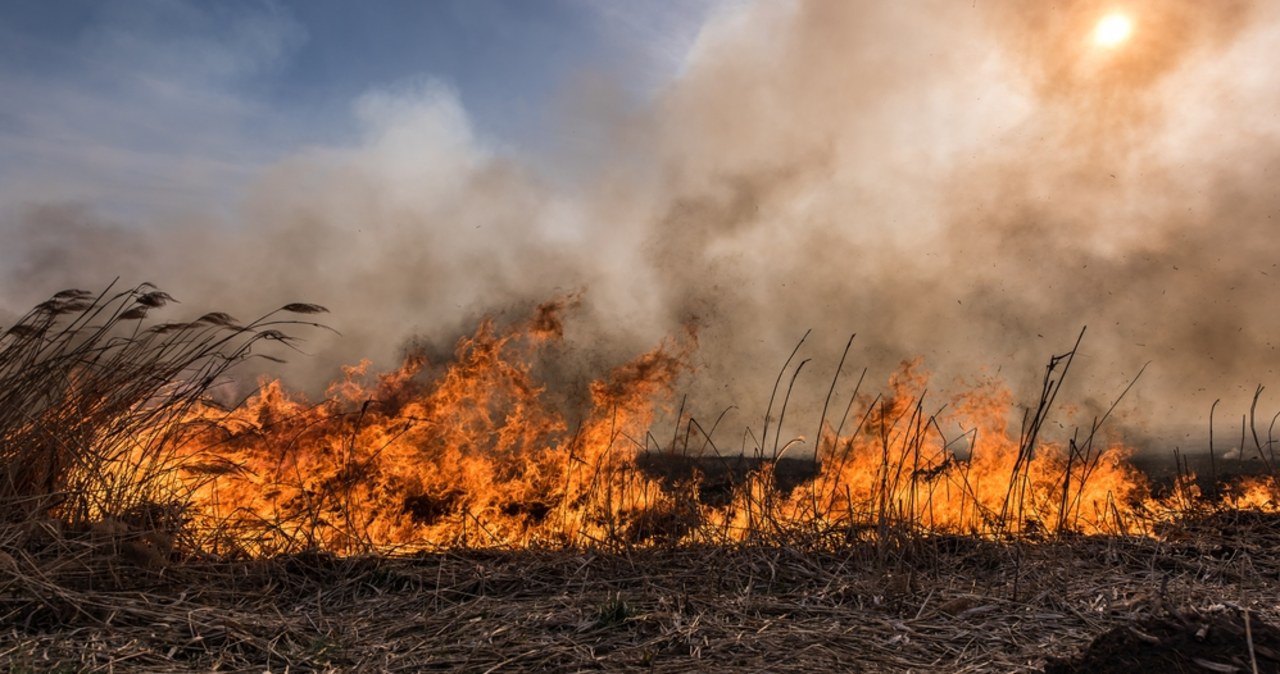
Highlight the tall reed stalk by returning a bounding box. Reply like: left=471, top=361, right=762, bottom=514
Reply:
left=0, top=282, right=326, bottom=529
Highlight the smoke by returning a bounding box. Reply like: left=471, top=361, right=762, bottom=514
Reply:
left=4, top=0, right=1280, bottom=450
left=628, top=0, right=1280, bottom=444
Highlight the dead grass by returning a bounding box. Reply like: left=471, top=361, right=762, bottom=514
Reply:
left=0, top=282, right=327, bottom=531
left=1, top=509, right=1278, bottom=672
left=3, top=285, right=1280, bottom=672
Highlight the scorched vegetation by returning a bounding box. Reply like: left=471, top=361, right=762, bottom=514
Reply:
left=1, top=284, right=1278, bottom=673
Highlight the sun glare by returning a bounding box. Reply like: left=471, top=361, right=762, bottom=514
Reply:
left=1093, top=13, right=1133, bottom=48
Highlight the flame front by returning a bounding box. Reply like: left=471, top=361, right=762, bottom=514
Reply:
left=780, top=362, right=1148, bottom=538
left=118, top=302, right=1278, bottom=556
left=168, top=301, right=690, bottom=555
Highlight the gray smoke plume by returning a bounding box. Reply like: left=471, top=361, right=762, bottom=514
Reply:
left=4, top=0, right=1279, bottom=453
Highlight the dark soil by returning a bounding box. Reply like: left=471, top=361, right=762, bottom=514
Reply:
left=636, top=452, right=821, bottom=505
left=640, top=451, right=1277, bottom=507
left=1045, top=607, right=1280, bottom=674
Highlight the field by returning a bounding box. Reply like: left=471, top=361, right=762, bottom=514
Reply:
left=3, top=285, right=1280, bottom=673
left=6, top=514, right=1280, bottom=672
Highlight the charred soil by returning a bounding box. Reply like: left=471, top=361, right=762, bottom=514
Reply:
left=1044, top=607, right=1280, bottom=674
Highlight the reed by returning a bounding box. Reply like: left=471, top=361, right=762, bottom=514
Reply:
left=0, top=281, right=327, bottom=535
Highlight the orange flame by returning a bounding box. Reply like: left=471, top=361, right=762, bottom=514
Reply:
left=779, top=360, right=1148, bottom=537
left=113, top=301, right=1279, bottom=555
left=171, top=300, right=690, bottom=555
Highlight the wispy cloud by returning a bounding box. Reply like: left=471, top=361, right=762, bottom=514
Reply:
left=573, top=0, right=738, bottom=88
left=0, top=0, right=306, bottom=222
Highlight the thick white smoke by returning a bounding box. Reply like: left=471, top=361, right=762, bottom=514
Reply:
left=5, top=0, right=1280, bottom=452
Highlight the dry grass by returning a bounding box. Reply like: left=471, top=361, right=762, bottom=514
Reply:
left=0, top=282, right=327, bottom=531
left=2, top=510, right=1279, bottom=672
left=3, top=285, right=1280, bottom=672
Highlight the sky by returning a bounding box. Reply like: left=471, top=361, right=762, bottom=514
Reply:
left=3, top=0, right=1280, bottom=454
left=0, top=0, right=719, bottom=222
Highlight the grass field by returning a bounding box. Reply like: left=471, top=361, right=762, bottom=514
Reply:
left=3, top=285, right=1279, bottom=672
left=5, top=512, right=1280, bottom=672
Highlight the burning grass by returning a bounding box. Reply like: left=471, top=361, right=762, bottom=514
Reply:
left=3, top=284, right=1280, bottom=671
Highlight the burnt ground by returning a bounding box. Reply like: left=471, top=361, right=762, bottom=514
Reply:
left=1130, top=451, right=1278, bottom=498
left=636, top=452, right=820, bottom=506
left=1044, top=606, right=1280, bottom=674
left=639, top=450, right=1278, bottom=506
left=3, top=510, right=1280, bottom=672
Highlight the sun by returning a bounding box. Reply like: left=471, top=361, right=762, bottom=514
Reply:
left=1093, top=13, right=1133, bottom=48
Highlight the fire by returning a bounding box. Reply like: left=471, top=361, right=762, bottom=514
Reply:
left=1093, top=13, right=1133, bottom=49
left=173, top=300, right=692, bottom=554
left=23, top=288, right=1270, bottom=555
left=749, top=360, right=1151, bottom=538
left=1226, top=476, right=1280, bottom=510
left=153, top=308, right=1280, bottom=552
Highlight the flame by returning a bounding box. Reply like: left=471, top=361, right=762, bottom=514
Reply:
left=87, top=300, right=1279, bottom=555
left=170, top=300, right=691, bottom=555
left=758, top=360, right=1150, bottom=538
left=1226, top=476, right=1280, bottom=510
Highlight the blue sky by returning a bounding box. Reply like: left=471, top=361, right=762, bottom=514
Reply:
left=0, top=0, right=719, bottom=221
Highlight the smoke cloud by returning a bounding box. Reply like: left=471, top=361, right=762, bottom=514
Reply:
left=5, top=0, right=1280, bottom=451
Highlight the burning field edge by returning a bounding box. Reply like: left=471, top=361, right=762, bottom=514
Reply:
left=4, top=285, right=1280, bottom=672
left=4, top=511, right=1280, bottom=672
